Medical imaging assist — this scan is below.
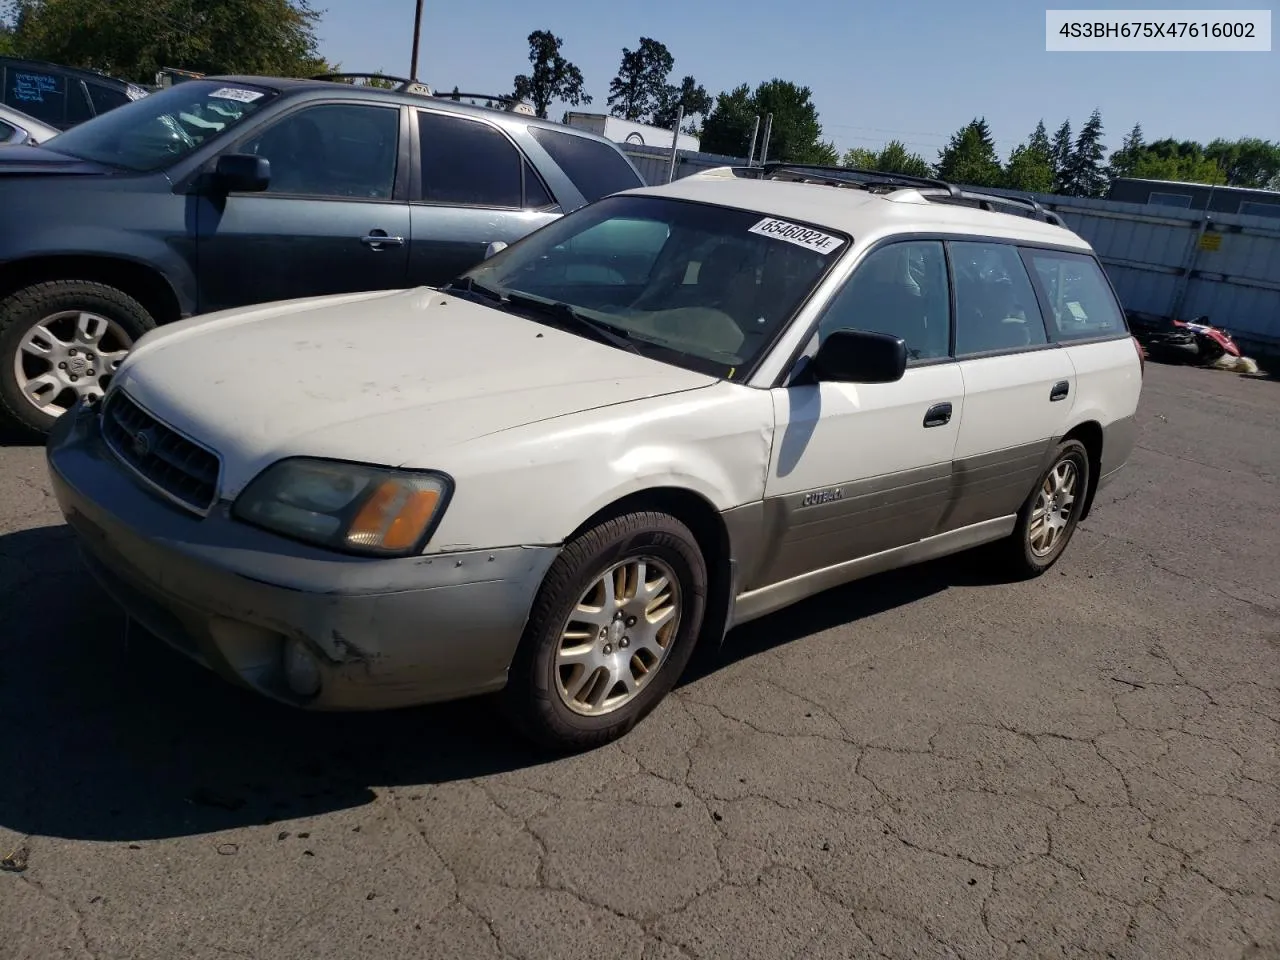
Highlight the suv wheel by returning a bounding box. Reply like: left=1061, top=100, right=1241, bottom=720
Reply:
left=1004, top=438, right=1091, bottom=578
left=505, top=511, right=708, bottom=752
left=0, top=281, right=155, bottom=435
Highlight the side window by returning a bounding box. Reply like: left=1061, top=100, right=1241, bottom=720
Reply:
left=417, top=111, right=523, bottom=208
left=0, top=119, right=15, bottom=142
left=4, top=68, right=67, bottom=125
left=950, top=241, right=1049, bottom=356
left=1024, top=249, right=1126, bottom=341
left=242, top=103, right=400, bottom=200
left=87, top=82, right=131, bottom=116
left=527, top=126, right=645, bottom=202
left=817, top=240, right=951, bottom=362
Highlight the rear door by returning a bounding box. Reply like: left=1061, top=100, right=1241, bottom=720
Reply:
left=942, top=239, right=1077, bottom=532
left=1022, top=246, right=1143, bottom=479
left=408, top=110, right=560, bottom=287
left=196, top=100, right=411, bottom=313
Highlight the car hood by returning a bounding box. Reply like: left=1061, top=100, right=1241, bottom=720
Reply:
left=0, top=143, right=117, bottom=176
left=112, top=288, right=718, bottom=496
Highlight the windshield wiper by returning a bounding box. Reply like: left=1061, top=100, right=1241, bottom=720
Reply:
left=504, top=292, right=643, bottom=355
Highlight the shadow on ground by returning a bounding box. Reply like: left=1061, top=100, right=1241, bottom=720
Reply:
left=0, top=522, right=1017, bottom=843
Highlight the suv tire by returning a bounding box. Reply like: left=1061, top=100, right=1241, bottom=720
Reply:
left=0, top=280, right=154, bottom=436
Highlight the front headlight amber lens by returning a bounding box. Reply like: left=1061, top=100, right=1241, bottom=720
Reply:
left=232, top=458, right=451, bottom=557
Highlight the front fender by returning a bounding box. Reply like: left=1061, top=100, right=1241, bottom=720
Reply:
left=426, top=381, right=777, bottom=551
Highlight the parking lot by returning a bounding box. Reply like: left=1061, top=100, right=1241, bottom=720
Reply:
left=0, top=360, right=1276, bottom=960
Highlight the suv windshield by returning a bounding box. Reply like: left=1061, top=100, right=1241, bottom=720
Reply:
left=454, top=195, right=848, bottom=379
left=45, top=80, right=277, bottom=172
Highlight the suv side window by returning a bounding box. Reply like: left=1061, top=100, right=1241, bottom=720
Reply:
left=417, top=111, right=543, bottom=209
left=66, top=81, right=93, bottom=125
left=242, top=103, right=400, bottom=200
left=950, top=240, right=1049, bottom=356
left=86, top=82, right=132, bottom=116
left=0, top=119, right=15, bottom=142
left=527, top=126, right=645, bottom=202
left=1023, top=249, right=1127, bottom=341
left=817, top=240, right=951, bottom=362
left=4, top=67, right=67, bottom=126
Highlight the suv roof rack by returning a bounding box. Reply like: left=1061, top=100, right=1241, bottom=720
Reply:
left=761, top=162, right=963, bottom=198
left=309, top=74, right=536, bottom=114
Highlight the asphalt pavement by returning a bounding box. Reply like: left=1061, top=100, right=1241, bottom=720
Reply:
left=1, top=361, right=1277, bottom=960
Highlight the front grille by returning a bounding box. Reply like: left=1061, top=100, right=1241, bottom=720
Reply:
left=101, top=391, right=221, bottom=514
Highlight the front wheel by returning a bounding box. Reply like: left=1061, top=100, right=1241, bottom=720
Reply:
left=0, top=280, right=155, bottom=436
left=1002, top=438, right=1091, bottom=578
left=505, top=511, right=708, bottom=752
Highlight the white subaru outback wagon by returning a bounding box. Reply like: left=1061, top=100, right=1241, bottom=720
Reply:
left=46, top=164, right=1143, bottom=750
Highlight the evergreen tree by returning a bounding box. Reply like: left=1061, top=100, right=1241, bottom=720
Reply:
left=935, top=117, right=1002, bottom=187
left=1106, top=122, right=1144, bottom=181
left=1062, top=108, right=1107, bottom=197
left=1051, top=119, right=1073, bottom=192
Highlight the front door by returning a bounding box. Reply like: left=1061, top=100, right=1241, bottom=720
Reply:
left=408, top=109, right=560, bottom=288
left=757, top=239, right=964, bottom=589
left=940, top=239, right=1078, bottom=532
left=196, top=101, right=410, bottom=313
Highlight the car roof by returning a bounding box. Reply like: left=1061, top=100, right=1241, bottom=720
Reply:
left=628, top=171, right=1093, bottom=251
left=202, top=75, right=625, bottom=144
left=0, top=55, right=138, bottom=90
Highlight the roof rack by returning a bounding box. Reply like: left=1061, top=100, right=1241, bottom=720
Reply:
left=311, top=72, right=433, bottom=94
left=309, top=74, right=535, bottom=114
left=761, top=163, right=964, bottom=198
left=912, top=187, right=1068, bottom=227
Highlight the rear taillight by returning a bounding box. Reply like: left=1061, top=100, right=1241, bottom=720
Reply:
left=1131, top=335, right=1145, bottom=377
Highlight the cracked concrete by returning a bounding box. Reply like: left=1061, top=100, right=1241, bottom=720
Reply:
left=1, top=362, right=1277, bottom=960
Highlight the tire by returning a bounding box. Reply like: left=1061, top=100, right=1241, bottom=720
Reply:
left=0, top=280, right=155, bottom=436
left=505, top=511, right=708, bottom=752
left=1002, top=438, right=1091, bottom=579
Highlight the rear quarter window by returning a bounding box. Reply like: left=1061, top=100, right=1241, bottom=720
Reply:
left=528, top=126, right=645, bottom=203
left=1023, top=249, right=1128, bottom=341
left=87, top=82, right=132, bottom=115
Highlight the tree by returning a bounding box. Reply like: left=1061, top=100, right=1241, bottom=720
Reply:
left=607, top=37, right=672, bottom=122
left=935, top=117, right=1002, bottom=187
left=450, top=85, right=461, bottom=101
left=841, top=146, right=877, bottom=168
left=1106, top=122, right=1145, bottom=181
left=1050, top=119, right=1073, bottom=191
left=7, top=0, right=332, bottom=84
left=0, top=18, right=13, bottom=55
left=511, top=29, right=591, bottom=120
left=653, top=75, right=712, bottom=132
left=1131, top=138, right=1226, bottom=185
left=1003, top=120, right=1055, bottom=192
left=1204, top=137, right=1280, bottom=188
left=1060, top=109, right=1107, bottom=197
left=701, top=79, right=834, bottom=164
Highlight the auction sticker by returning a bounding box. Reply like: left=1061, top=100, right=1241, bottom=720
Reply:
left=209, top=87, right=265, bottom=103
left=748, top=218, right=845, bottom=254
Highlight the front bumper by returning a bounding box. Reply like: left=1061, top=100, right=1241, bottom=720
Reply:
left=45, top=403, right=559, bottom=711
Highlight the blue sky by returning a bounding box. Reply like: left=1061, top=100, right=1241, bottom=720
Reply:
left=315, top=0, right=1276, bottom=160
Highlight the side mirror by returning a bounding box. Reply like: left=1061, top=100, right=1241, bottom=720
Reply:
left=809, top=328, right=907, bottom=384
left=213, top=153, right=270, bottom=193
left=484, top=241, right=508, bottom=260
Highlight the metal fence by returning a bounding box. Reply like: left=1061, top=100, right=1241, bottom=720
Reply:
left=619, top=145, right=1280, bottom=358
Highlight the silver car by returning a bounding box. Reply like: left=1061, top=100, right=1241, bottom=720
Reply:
left=0, top=103, right=60, bottom=145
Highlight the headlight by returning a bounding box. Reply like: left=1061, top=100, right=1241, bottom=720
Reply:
left=232, top=458, right=452, bottom=557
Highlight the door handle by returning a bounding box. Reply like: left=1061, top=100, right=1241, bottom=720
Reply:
left=923, top=402, right=952, bottom=428
left=1049, top=380, right=1070, bottom=401
left=361, top=230, right=405, bottom=249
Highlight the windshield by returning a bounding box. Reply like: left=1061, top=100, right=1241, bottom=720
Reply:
left=456, top=195, right=848, bottom=379
left=45, top=80, right=278, bottom=172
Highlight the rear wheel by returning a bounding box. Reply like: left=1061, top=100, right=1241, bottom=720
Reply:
left=0, top=281, right=154, bottom=436
left=1002, top=438, right=1091, bottom=578
left=505, top=511, right=708, bottom=752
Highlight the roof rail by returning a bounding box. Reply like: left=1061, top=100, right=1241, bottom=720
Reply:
left=311, top=72, right=433, bottom=95
left=911, top=187, right=1068, bottom=227
left=309, top=74, right=536, bottom=113
left=762, top=162, right=963, bottom=198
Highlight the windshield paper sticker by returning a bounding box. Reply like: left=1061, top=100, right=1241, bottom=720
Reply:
left=748, top=218, right=845, bottom=255
left=209, top=87, right=265, bottom=103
